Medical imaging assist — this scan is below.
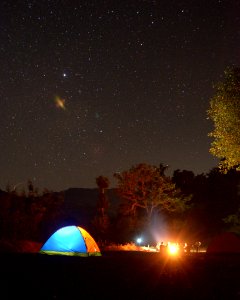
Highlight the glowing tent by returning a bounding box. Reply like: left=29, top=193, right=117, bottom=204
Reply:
left=40, top=225, right=101, bottom=256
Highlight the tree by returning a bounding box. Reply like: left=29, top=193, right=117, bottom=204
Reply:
left=93, top=176, right=110, bottom=245
left=207, top=67, right=240, bottom=172
left=223, top=208, right=240, bottom=234
left=0, top=183, right=65, bottom=242
left=114, top=163, right=191, bottom=223
left=172, top=169, right=195, bottom=195
left=95, top=175, right=110, bottom=216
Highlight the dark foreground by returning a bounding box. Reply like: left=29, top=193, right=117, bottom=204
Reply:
left=1, top=251, right=240, bottom=299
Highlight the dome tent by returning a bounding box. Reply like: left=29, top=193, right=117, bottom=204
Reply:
left=40, top=225, right=101, bottom=256
left=207, top=232, right=240, bottom=254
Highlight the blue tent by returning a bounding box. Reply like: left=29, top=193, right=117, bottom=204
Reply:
left=40, top=225, right=101, bottom=256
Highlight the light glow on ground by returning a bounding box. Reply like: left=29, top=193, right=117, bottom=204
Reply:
left=103, top=242, right=206, bottom=253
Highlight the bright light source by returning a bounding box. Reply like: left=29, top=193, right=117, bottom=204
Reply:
left=168, top=243, right=179, bottom=255
left=136, top=237, right=142, bottom=244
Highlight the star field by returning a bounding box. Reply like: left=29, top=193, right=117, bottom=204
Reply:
left=0, top=0, right=240, bottom=191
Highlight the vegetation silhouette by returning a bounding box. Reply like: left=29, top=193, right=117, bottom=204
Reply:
left=1, top=162, right=239, bottom=252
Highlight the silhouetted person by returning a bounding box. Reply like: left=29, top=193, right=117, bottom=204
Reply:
left=160, top=242, right=167, bottom=255
left=194, top=241, right=201, bottom=252
left=185, top=243, right=191, bottom=254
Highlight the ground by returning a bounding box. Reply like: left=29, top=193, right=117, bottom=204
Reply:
left=1, top=251, right=240, bottom=299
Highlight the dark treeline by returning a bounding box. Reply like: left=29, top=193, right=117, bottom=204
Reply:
left=0, top=180, right=66, bottom=244
left=0, top=167, right=239, bottom=250
left=172, top=168, right=240, bottom=243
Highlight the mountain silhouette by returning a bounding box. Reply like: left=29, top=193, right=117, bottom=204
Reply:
left=62, top=187, right=121, bottom=227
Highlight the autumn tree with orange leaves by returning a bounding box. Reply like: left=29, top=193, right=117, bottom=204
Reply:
left=114, top=163, right=191, bottom=223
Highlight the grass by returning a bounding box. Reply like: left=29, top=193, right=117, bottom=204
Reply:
left=1, top=251, right=240, bottom=299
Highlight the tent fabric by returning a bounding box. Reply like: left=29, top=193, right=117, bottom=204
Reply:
left=207, top=232, right=240, bottom=254
left=40, top=225, right=101, bottom=256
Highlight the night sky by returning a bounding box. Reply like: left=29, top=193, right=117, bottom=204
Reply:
left=1, top=0, right=240, bottom=192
